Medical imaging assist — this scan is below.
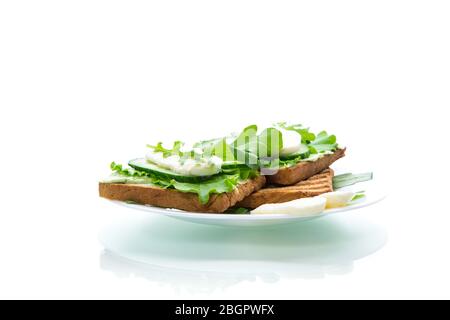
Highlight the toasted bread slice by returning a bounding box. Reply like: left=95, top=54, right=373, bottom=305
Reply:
left=268, top=148, right=345, bottom=185
left=238, top=169, right=334, bottom=209
left=99, top=175, right=266, bottom=213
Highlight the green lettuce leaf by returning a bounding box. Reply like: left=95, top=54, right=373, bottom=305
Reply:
left=110, top=162, right=148, bottom=177
left=171, top=173, right=241, bottom=204
left=105, top=162, right=156, bottom=184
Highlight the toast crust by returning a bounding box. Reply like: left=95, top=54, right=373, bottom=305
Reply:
left=267, top=148, right=345, bottom=185
left=99, top=175, right=266, bottom=213
left=238, top=169, right=334, bottom=209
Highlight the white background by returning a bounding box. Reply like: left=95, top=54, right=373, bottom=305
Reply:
left=0, top=1, right=449, bottom=299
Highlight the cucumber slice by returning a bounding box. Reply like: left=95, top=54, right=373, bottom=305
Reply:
left=128, top=158, right=216, bottom=183
left=280, top=144, right=310, bottom=160
left=221, top=161, right=250, bottom=170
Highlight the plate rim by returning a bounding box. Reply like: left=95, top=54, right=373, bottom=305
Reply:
left=108, top=192, right=386, bottom=221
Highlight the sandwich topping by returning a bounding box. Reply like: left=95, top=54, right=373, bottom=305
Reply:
left=101, top=122, right=342, bottom=204
left=278, top=129, right=303, bottom=157
left=145, top=151, right=223, bottom=177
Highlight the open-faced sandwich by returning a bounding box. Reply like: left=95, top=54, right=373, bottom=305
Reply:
left=99, top=123, right=371, bottom=214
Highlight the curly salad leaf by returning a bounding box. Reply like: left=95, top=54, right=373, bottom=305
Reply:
left=101, top=162, right=156, bottom=184
left=170, top=175, right=239, bottom=204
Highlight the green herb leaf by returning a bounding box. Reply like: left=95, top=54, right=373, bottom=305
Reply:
left=352, top=193, right=366, bottom=201
left=276, top=122, right=316, bottom=143
left=147, top=141, right=183, bottom=157
left=309, top=131, right=337, bottom=153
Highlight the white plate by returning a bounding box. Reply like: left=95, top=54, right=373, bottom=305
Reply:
left=108, top=170, right=386, bottom=227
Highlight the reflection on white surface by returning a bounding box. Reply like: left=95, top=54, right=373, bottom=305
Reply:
left=99, top=213, right=387, bottom=293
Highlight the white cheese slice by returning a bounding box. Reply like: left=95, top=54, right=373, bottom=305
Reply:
left=279, top=129, right=302, bottom=157
left=251, top=196, right=327, bottom=216
left=320, top=191, right=355, bottom=209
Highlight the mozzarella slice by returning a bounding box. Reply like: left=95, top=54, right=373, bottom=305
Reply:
left=279, top=129, right=302, bottom=157
left=251, top=196, right=327, bottom=216
left=320, top=191, right=355, bottom=209
left=145, top=151, right=222, bottom=176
